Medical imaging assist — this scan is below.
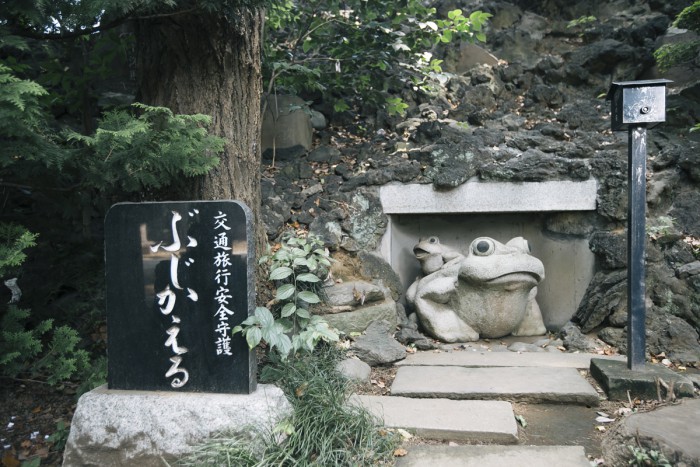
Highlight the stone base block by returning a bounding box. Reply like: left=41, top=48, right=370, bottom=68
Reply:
left=590, top=358, right=695, bottom=401
left=62, top=384, right=290, bottom=467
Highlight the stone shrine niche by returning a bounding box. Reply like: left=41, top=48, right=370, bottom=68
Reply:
left=105, top=201, right=256, bottom=394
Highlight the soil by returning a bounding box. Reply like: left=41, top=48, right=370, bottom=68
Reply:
left=0, top=378, right=77, bottom=467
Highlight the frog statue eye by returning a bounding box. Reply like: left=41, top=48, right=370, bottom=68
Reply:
left=471, top=237, right=495, bottom=256
left=428, top=237, right=439, bottom=244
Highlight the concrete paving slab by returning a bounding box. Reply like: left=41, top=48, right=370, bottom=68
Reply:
left=391, top=366, right=600, bottom=406
left=395, top=445, right=591, bottom=467
left=351, top=395, right=518, bottom=443
left=590, top=358, right=695, bottom=401
left=396, top=350, right=625, bottom=369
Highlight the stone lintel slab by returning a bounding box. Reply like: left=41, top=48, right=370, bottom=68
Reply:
left=391, top=366, right=600, bottom=406
left=351, top=395, right=518, bottom=443
left=379, top=180, right=597, bottom=214
left=589, top=358, right=695, bottom=401
left=396, top=350, right=626, bottom=369
left=62, top=384, right=290, bottom=467
left=396, top=445, right=591, bottom=467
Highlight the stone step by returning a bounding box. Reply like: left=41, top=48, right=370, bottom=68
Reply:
left=395, top=445, right=591, bottom=467
left=391, top=366, right=601, bottom=406
left=351, top=395, right=518, bottom=444
left=396, top=350, right=625, bottom=369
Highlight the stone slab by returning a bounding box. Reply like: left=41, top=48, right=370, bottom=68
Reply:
left=62, top=384, right=290, bottom=467
left=396, top=350, right=625, bottom=369
left=391, top=366, right=600, bottom=406
left=602, top=398, right=700, bottom=467
left=590, top=358, right=695, bottom=401
left=351, top=395, right=518, bottom=443
left=395, top=445, right=591, bottom=467
left=379, top=179, right=597, bottom=214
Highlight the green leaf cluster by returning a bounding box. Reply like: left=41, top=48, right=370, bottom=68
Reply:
left=0, top=306, right=90, bottom=385
left=264, top=0, right=491, bottom=116
left=653, top=1, right=700, bottom=72
left=0, top=223, right=38, bottom=277
left=233, top=231, right=338, bottom=359
left=64, top=104, right=223, bottom=192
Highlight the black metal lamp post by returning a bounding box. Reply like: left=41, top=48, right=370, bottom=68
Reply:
left=606, top=79, right=671, bottom=370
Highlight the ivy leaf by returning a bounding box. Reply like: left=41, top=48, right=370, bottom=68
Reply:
left=246, top=327, right=262, bottom=349
left=296, top=307, right=311, bottom=319
left=281, top=303, right=297, bottom=317
left=298, top=291, right=320, bottom=304
left=276, top=284, right=296, bottom=301
left=269, top=266, right=293, bottom=280
left=254, top=307, right=275, bottom=327
left=296, top=273, right=320, bottom=283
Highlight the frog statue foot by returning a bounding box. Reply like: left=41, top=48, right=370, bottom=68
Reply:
left=406, top=236, right=546, bottom=343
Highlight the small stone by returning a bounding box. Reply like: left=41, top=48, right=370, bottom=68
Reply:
left=336, top=358, right=371, bottom=383
left=507, top=342, right=545, bottom=353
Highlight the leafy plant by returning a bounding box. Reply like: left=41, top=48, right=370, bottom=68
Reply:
left=628, top=445, right=672, bottom=467
left=48, top=419, right=70, bottom=453
left=567, top=15, right=597, bottom=29
left=653, top=1, right=700, bottom=72
left=263, top=0, right=491, bottom=116
left=233, top=232, right=338, bottom=359
left=0, top=306, right=91, bottom=385
left=0, top=223, right=38, bottom=277
left=180, top=345, right=400, bottom=466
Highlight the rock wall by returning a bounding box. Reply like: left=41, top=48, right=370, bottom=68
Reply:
left=261, top=0, right=700, bottom=361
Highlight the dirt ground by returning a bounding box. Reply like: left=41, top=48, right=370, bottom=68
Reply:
left=1, top=378, right=77, bottom=466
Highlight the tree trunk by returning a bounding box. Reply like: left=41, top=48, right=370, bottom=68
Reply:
left=134, top=8, right=266, bottom=253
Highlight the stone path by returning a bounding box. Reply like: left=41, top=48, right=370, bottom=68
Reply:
left=395, top=445, right=591, bottom=467
left=372, top=347, right=603, bottom=465
left=391, top=366, right=601, bottom=405
left=352, top=395, right=518, bottom=443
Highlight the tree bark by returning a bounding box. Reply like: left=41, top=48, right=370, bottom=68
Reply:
left=134, top=8, right=266, bottom=253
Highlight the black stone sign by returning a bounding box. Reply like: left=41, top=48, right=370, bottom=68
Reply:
left=105, top=201, right=256, bottom=393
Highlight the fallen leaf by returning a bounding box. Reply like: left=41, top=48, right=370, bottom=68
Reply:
left=393, top=448, right=408, bottom=457
left=661, top=358, right=672, bottom=367
left=20, top=441, right=31, bottom=449
left=596, top=411, right=609, bottom=418
left=31, top=406, right=42, bottom=414
left=557, top=346, right=566, bottom=351
left=616, top=407, right=633, bottom=416
left=678, top=366, right=687, bottom=371
left=376, top=381, right=385, bottom=389
left=397, top=428, right=413, bottom=439
left=406, top=346, right=416, bottom=354
left=595, top=425, right=606, bottom=432
left=1, top=452, right=21, bottom=467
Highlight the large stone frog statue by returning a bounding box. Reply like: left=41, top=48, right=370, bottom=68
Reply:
left=406, top=236, right=547, bottom=342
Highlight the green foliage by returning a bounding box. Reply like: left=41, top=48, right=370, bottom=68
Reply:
left=647, top=216, right=676, bottom=240
left=180, top=345, right=400, bottom=466
left=264, top=0, right=491, bottom=115
left=628, top=445, right=672, bottom=467
left=48, top=419, right=70, bottom=453
left=567, top=15, right=597, bottom=29
left=64, top=103, right=223, bottom=192
left=0, top=306, right=91, bottom=385
left=233, top=232, right=338, bottom=359
left=0, top=63, right=62, bottom=168
left=654, top=1, right=700, bottom=72
left=0, top=223, right=37, bottom=277
left=386, top=96, right=409, bottom=117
